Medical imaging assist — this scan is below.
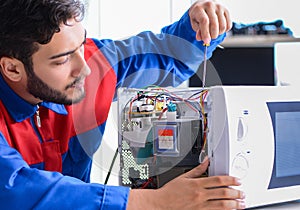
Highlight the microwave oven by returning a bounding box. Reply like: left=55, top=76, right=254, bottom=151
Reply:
left=207, top=86, right=300, bottom=208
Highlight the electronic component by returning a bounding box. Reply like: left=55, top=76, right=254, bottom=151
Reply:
left=118, top=87, right=208, bottom=188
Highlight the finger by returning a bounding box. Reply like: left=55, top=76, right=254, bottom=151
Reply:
left=196, top=8, right=211, bottom=44
left=206, top=187, right=245, bottom=200
left=183, top=156, right=209, bottom=178
left=214, top=3, right=232, bottom=34
left=204, top=4, right=219, bottom=40
left=215, top=6, right=227, bottom=35
left=224, top=7, right=232, bottom=31
left=201, top=176, right=241, bottom=188
left=196, top=29, right=203, bottom=42
left=190, top=9, right=210, bottom=43
left=208, top=199, right=246, bottom=210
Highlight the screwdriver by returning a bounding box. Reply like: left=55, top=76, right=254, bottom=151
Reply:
left=199, top=43, right=210, bottom=164
left=202, top=43, right=210, bottom=88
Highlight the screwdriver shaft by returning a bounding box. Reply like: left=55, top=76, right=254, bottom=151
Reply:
left=202, top=44, right=209, bottom=88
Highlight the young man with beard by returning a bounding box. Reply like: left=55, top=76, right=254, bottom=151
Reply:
left=0, top=0, right=245, bottom=209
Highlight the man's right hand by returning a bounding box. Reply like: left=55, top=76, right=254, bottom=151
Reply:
left=127, top=157, right=246, bottom=210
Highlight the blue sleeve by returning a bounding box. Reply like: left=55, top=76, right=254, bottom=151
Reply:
left=92, top=10, right=226, bottom=88
left=0, top=133, right=129, bottom=210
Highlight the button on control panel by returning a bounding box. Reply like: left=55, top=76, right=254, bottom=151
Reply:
left=231, top=154, right=249, bottom=179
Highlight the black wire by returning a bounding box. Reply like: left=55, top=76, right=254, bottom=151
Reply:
left=186, top=90, right=205, bottom=100
left=104, top=148, right=119, bottom=185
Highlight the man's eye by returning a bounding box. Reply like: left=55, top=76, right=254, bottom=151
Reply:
left=56, top=56, right=70, bottom=65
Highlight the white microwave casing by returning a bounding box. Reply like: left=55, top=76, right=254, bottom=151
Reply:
left=207, top=86, right=300, bottom=209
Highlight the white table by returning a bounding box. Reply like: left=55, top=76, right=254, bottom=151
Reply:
left=250, top=200, right=300, bottom=209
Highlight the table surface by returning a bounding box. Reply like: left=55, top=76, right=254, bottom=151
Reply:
left=249, top=200, right=300, bottom=209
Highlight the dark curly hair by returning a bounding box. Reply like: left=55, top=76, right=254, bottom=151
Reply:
left=0, top=0, right=85, bottom=73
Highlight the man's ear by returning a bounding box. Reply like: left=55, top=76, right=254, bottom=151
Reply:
left=0, top=57, right=24, bottom=82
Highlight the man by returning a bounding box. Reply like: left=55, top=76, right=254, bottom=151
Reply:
left=0, top=0, right=245, bottom=209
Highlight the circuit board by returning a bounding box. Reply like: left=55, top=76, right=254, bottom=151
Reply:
left=117, top=87, right=208, bottom=188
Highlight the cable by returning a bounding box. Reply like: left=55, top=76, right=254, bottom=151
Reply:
left=104, top=148, right=119, bottom=185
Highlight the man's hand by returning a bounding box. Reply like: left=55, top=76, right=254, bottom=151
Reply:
left=189, top=0, right=232, bottom=44
left=127, top=157, right=245, bottom=210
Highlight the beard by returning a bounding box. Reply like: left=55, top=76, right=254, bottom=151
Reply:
left=26, top=69, right=86, bottom=105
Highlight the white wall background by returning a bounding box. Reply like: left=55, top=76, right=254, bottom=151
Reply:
left=83, top=0, right=300, bottom=185
left=84, top=0, right=193, bottom=39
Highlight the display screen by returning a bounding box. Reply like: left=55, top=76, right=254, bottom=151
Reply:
left=268, top=102, right=300, bottom=189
